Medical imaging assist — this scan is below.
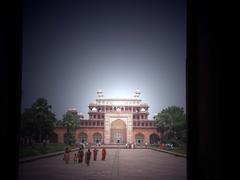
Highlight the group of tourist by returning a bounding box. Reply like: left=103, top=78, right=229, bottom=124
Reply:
left=125, top=142, right=136, bottom=149
left=159, top=143, right=174, bottom=150
left=63, top=146, right=107, bottom=166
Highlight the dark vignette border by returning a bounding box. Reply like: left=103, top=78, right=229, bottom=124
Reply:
left=1, top=0, right=223, bottom=179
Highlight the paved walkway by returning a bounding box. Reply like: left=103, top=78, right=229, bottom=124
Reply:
left=18, top=149, right=186, bottom=180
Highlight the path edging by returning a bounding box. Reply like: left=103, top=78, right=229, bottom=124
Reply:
left=150, top=147, right=187, bottom=158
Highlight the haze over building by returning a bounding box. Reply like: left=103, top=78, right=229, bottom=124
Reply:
left=22, top=0, right=186, bottom=119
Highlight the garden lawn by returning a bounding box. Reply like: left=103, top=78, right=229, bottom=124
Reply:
left=19, top=143, right=73, bottom=158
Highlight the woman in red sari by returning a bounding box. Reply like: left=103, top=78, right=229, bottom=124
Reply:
left=101, top=147, right=106, bottom=160
left=77, top=148, right=84, bottom=163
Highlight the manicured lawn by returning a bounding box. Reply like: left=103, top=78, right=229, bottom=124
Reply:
left=148, top=144, right=187, bottom=155
left=171, top=146, right=186, bottom=154
left=19, top=143, right=74, bottom=158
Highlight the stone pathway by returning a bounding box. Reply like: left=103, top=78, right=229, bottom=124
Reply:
left=18, top=149, right=186, bottom=180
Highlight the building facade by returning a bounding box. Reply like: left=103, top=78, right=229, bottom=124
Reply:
left=53, top=90, right=160, bottom=145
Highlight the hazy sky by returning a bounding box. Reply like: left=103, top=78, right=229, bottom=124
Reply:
left=22, top=0, right=186, bottom=119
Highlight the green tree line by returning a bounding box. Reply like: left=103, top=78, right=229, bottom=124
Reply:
left=156, top=106, right=187, bottom=147
left=20, top=98, right=80, bottom=145
left=20, top=98, right=57, bottom=145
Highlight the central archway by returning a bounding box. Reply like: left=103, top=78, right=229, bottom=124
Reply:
left=111, top=119, right=126, bottom=144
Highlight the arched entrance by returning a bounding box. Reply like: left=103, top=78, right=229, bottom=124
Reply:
left=111, top=119, right=126, bottom=144
left=64, top=133, right=68, bottom=144
left=135, top=133, right=144, bottom=144
left=150, top=133, right=160, bottom=144
left=50, top=132, right=58, bottom=143
left=93, top=133, right=102, bottom=144
left=78, top=132, right=88, bottom=143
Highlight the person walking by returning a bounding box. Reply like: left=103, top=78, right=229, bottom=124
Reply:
left=73, top=153, right=77, bottom=164
left=63, top=148, right=70, bottom=164
left=93, top=147, right=98, bottom=161
left=85, top=149, right=91, bottom=166
left=102, top=146, right=106, bottom=160
left=77, top=148, right=84, bottom=163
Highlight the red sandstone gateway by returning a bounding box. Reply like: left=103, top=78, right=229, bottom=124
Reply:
left=53, top=90, right=160, bottom=145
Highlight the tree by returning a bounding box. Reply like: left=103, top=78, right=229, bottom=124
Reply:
left=156, top=112, right=171, bottom=144
left=156, top=106, right=186, bottom=146
left=20, top=108, right=35, bottom=145
left=20, top=98, right=57, bottom=144
left=62, top=109, right=80, bottom=145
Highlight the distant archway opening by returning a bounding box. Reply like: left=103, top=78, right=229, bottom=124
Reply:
left=135, top=133, right=144, bottom=144
left=150, top=133, right=160, bottom=144
left=93, top=133, right=102, bottom=144
left=78, top=132, right=88, bottom=143
left=50, top=132, right=58, bottom=143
